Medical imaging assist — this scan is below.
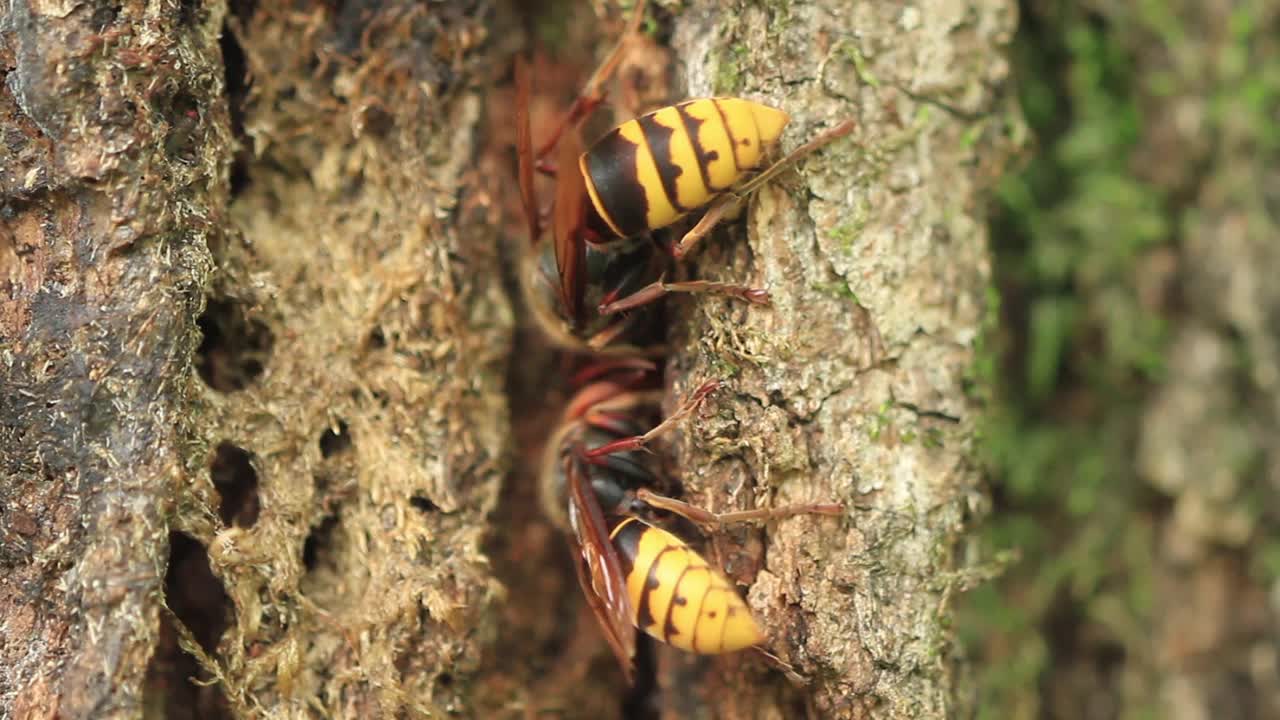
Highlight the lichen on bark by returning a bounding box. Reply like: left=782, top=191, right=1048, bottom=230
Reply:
left=656, top=1, right=1015, bottom=717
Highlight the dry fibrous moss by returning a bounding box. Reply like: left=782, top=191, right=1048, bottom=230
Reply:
left=166, top=2, right=512, bottom=716
left=2, top=1, right=510, bottom=718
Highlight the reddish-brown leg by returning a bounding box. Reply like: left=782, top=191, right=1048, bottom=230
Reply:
left=753, top=646, right=806, bottom=685
left=563, top=381, right=643, bottom=425
left=598, top=275, right=771, bottom=316
left=584, top=379, right=721, bottom=459
left=671, top=193, right=741, bottom=261
left=634, top=488, right=843, bottom=534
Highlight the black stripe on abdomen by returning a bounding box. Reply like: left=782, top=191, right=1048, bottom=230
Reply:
left=636, top=112, right=687, bottom=213
left=675, top=102, right=715, bottom=194
left=583, top=129, right=650, bottom=238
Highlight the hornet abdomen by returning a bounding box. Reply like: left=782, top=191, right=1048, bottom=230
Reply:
left=610, top=517, right=765, bottom=653
left=580, top=98, right=790, bottom=238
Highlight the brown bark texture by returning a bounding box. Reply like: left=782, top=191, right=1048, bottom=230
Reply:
left=2, top=1, right=226, bottom=717
left=656, top=2, right=1013, bottom=718
left=2, top=0, right=509, bottom=718
left=0, top=0, right=1014, bottom=718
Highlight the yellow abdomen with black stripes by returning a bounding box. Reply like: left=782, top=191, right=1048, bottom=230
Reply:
left=609, top=517, right=765, bottom=653
left=580, top=98, right=790, bottom=238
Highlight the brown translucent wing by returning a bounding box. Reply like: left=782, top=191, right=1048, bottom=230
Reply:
left=513, top=56, right=539, bottom=248
left=552, top=131, right=588, bottom=324
left=565, top=450, right=635, bottom=683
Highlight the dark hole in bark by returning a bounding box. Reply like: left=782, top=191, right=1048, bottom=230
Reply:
left=319, top=420, right=352, bottom=458
left=357, top=105, right=394, bottom=138
left=219, top=10, right=252, bottom=198
left=161, top=91, right=203, bottom=164
left=409, top=495, right=439, bottom=513
left=303, top=512, right=342, bottom=571
left=211, top=442, right=260, bottom=528
left=196, top=297, right=273, bottom=392
left=166, top=532, right=232, bottom=654
left=144, top=532, right=234, bottom=719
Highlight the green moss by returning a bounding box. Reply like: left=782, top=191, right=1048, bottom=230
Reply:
left=713, top=43, right=749, bottom=94
left=708, top=355, right=743, bottom=379
left=961, top=120, right=986, bottom=151
left=912, top=103, right=934, bottom=129
left=828, top=217, right=863, bottom=251
left=966, top=284, right=1002, bottom=404
left=840, top=42, right=880, bottom=88
left=866, top=400, right=893, bottom=442
left=958, top=1, right=1198, bottom=716
left=921, top=427, right=945, bottom=450
left=1252, top=539, right=1280, bottom=584
left=811, top=280, right=858, bottom=303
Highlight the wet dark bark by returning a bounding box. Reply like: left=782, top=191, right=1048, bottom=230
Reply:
left=1, top=2, right=226, bottom=717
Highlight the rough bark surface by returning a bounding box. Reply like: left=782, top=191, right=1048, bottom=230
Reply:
left=2, top=1, right=510, bottom=718
left=2, top=0, right=1012, bottom=717
left=658, top=1, right=1014, bottom=717
left=1, top=2, right=227, bottom=717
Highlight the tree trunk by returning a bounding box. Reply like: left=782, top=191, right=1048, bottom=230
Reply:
left=658, top=2, right=1014, bottom=717
left=1, top=2, right=226, bottom=717
left=1130, top=3, right=1280, bottom=718
left=2, top=1, right=510, bottom=718
left=1, top=1, right=1012, bottom=718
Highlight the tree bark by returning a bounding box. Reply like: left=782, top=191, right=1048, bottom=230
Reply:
left=2, top=1, right=510, bottom=718
left=659, top=2, right=1014, bottom=717
left=1, top=0, right=1012, bottom=717
left=2, top=2, right=227, bottom=717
